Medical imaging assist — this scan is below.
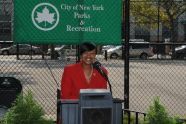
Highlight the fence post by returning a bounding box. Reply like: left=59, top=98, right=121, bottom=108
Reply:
left=124, top=0, right=130, bottom=110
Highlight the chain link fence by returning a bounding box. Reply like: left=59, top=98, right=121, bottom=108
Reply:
left=0, top=0, right=186, bottom=121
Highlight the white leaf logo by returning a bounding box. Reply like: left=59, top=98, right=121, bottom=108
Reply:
left=35, top=7, right=55, bottom=25
left=32, top=3, right=59, bottom=31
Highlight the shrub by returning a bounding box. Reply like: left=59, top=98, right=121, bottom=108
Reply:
left=2, top=91, right=53, bottom=124
left=145, top=97, right=177, bottom=124
left=123, top=111, right=146, bottom=124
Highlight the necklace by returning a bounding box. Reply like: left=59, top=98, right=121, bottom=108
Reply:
left=84, top=65, right=93, bottom=82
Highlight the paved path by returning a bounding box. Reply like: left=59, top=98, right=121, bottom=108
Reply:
left=0, top=56, right=185, bottom=119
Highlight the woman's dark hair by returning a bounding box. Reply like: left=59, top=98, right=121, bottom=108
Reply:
left=79, top=42, right=96, bottom=55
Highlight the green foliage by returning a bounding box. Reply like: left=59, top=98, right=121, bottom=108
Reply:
left=145, top=97, right=177, bottom=124
left=130, top=0, right=169, bottom=28
left=123, top=113, right=135, bottom=124
left=123, top=112, right=145, bottom=124
left=122, top=97, right=186, bottom=124
left=130, top=0, right=186, bottom=31
left=2, top=91, right=53, bottom=124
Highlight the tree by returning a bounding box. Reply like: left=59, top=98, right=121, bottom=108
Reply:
left=130, top=0, right=186, bottom=42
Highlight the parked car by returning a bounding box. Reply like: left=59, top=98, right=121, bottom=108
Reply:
left=0, top=44, right=42, bottom=55
left=102, top=39, right=145, bottom=52
left=104, top=46, right=122, bottom=59
left=170, top=45, right=186, bottom=59
left=102, top=45, right=116, bottom=51
left=103, top=42, right=154, bottom=59
left=47, top=45, right=76, bottom=59
left=47, top=45, right=64, bottom=57
left=0, top=41, right=13, bottom=49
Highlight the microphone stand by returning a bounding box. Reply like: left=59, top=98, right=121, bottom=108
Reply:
left=100, top=71, right=113, bottom=97
left=93, top=62, right=113, bottom=97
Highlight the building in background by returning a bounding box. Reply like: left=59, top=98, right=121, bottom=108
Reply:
left=0, top=0, right=12, bottom=42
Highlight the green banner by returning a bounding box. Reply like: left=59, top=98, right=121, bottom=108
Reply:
left=14, top=0, right=122, bottom=45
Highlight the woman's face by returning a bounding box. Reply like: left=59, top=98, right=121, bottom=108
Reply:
left=81, top=49, right=96, bottom=65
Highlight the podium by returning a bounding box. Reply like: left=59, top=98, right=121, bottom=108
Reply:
left=58, top=89, right=123, bottom=124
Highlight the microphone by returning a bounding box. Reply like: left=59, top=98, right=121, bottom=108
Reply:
left=93, top=61, right=108, bottom=80
left=93, top=61, right=113, bottom=96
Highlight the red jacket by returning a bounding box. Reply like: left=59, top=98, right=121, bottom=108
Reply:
left=61, top=62, right=107, bottom=99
